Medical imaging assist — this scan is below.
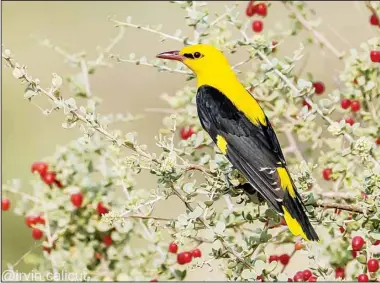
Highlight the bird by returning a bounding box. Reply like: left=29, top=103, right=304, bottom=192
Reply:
left=156, top=44, right=319, bottom=241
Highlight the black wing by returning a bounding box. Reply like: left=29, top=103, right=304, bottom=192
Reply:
left=196, top=85, right=287, bottom=212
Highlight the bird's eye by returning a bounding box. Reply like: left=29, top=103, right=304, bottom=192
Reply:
left=194, top=52, right=201, bottom=58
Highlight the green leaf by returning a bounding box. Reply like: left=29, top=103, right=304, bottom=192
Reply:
left=370, top=232, right=380, bottom=240
left=356, top=255, right=367, bottom=264
left=174, top=269, right=187, bottom=280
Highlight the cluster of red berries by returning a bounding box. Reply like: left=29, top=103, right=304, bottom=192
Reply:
left=340, top=99, right=360, bottom=112
left=369, top=13, right=379, bottom=62
left=246, top=1, right=267, bottom=33
left=31, top=161, right=87, bottom=208
left=31, top=161, right=63, bottom=188
left=168, top=242, right=202, bottom=265
left=333, top=237, right=379, bottom=281
left=268, top=253, right=290, bottom=265
left=2, top=198, right=10, bottom=211
left=289, top=269, right=317, bottom=282
left=25, top=214, right=46, bottom=240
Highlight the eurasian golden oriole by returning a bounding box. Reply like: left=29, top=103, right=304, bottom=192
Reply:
left=157, top=44, right=319, bottom=241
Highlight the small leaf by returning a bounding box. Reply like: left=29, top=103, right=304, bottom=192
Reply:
left=356, top=255, right=367, bottom=264
left=214, top=221, right=226, bottom=234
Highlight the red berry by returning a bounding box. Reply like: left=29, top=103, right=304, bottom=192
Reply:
left=256, top=275, right=264, bottom=282
left=254, top=3, right=267, bottom=16
left=352, top=236, right=365, bottom=251
left=293, top=271, right=304, bottom=282
left=339, top=226, right=345, bottom=233
left=150, top=280, right=158, bottom=282
left=308, top=276, right=317, bottom=282
left=252, top=20, right=263, bottom=33
left=302, top=100, right=312, bottom=111
left=32, top=228, right=43, bottom=240
left=370, top=14, right=379, bottom=26
left=313, top=81, right=325, bottom=95
left=295, top=242, right=304, bottom=251
left=2, top=198, right=10, bottom=211
left=303, top=270, right=312, bottom=280
left=322, top=168, right=333, bottom=181
left=97, top=202, right=109, bottom=215
left=288, top=278, right=293, bottom=282
left=335, top=267, right=345, bottom=279
left=36, top=215, right=46, bottom=225
left=25, top=215, right=38, bottom=228
left=71, top=193, right=83, bottom=208
left=350, top=100, right=360, bottom=112
left=368, top=258, right=379, bottom=272
left=340, top=99, right=351, bottom=109
left=192, top=248, right=202, bottom=258
left=375, top=240, right=380, bottom=245
left=103, top=235, right=113, bottom=246
left=272, top=41, right=278, bottom=53
left=376, top=138, right=380, bottom=145
left=351, top=250, right=358, bottom=258
left=246, top=2, right=255, bottom=17
left=370, top=50, right=380, bottom=63
left=269, top=255, right=278, bottom=263
left=180, top=126, right=195, bottom=140
left=168, top=242, right=178, bottom=253
left=357, top=274, right=369, bottom=282
left=31, top=162, right=48, bottom=176
left=177, top=252, right=192, bottom=265
left=95, top=252, right=102, bottom=259
left=344, top=117, right=355, bottom=126
left=41, top=172, right=56, bottom=185
left=279, top=254, right=290, bottom=265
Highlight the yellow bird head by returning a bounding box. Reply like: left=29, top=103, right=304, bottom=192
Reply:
left=156, top=44, right=231, bottom=77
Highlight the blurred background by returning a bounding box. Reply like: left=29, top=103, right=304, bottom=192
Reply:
left=2, top=1, right=378, bottom=279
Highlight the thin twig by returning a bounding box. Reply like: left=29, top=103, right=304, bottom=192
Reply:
left=127, top=215, right=174, bottom=221
left=80, top=59, right=93, bottom=97
left=282, top=2, right=345, bottom=59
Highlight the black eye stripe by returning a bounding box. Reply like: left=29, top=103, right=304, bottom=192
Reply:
left=183, top=52, right=203, bottom=59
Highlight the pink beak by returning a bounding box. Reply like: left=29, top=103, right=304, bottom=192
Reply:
left=156, top=50, right=185, bottom=61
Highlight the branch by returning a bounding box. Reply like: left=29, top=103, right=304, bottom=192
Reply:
left=282, top=2, right=345, bottom=59
left=127, top=215, right=174, bottom=222
left=110, top=17, right=192, bottom=44
left=313, top=200, right=370, bottom=214
left=170, top=184, right=255, bottom=270
left=113, top=55, right=191, bottom=75
left=317, top=191, right=357, bottom=201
